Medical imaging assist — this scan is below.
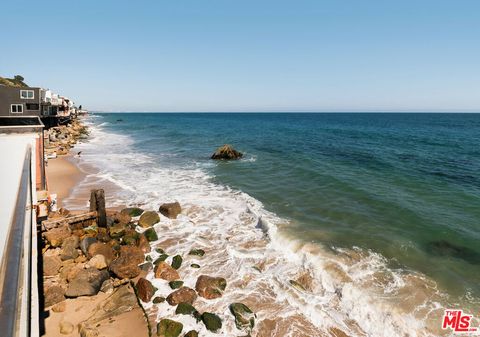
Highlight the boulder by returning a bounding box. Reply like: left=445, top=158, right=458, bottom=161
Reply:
left=169, top=280, right=184, bottom=289
left=154, top=262, right=180, bottom=281
left=166, top=287, right=197, bottom=306
left=87, top=254, right=108, bottom=270
left=109, top=224, right=127, bottom=238
left=156, top=319, right=183, bottom=337
left=65, top=268, right=109, bottom=297
left=188, top=249, right=205, bottom=257
left=60, top=236, right=79, bottom=261
left=175, top=303, right=200, bottom=321
left=158, top=202, right=181, bottom=219
left=195, top=275, right=227, bottom=299
left=171, top=255, right=182, bottom=269
left=211, top=144, right=243, bottom=160
left=136, top=278, right=156, bottom=302
left=121, top=207, right=144, bottom=217
left=201, top=312, right=222, bottom=333
left=229, top=303, right=256, bottom=332
left=138, top=211, right=160, bottom=228
left=184, top=331, right=198, bottom=337
left=153, top=296, right=165, bottom=304
left=80, top=237, right=97, bottom=256
left=44, top=255, right=62, bottom=276
left=137, top=234, right=152, bottom=253
left=113, top=212, right=131, bottom=225
left=144, top=228, right=158, bottom=242
left=109, top=246, right=144, bottom=279
left=44, top=284, right=65, bottom=307
left=87, top=242, right=115, bottom=264
left=44, top=226, right=71, bottom=247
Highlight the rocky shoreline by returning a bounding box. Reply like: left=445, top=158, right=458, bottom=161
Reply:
left=41, top=120, right=259, bottom=337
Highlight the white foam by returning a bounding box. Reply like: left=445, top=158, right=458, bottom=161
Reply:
left=65, top=116, right=454, bottom=337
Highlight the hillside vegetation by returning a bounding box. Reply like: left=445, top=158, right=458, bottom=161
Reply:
left=0, top=75, right=29, bottom=87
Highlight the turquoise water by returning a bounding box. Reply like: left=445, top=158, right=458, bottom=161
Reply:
left=92, top=112, right=480, bottom=302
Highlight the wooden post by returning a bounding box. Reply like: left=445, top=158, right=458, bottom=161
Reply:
left=90, top=189, right=106, bottom=227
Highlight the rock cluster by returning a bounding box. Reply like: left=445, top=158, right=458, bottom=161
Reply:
left=44, top=119, right=89, bottom=157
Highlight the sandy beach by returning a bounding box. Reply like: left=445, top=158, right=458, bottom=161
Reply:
left=46, top=155, right=85, bottom=208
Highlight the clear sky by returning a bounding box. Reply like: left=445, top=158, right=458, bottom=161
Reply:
left=1, top=0, right=479, bottom=112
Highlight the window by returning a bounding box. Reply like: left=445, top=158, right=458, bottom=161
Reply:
left=11, top=104, right=23, bottom=113
left=20, top=90, right=35, bottom=99
left=26, top=103, right=39, bottom=110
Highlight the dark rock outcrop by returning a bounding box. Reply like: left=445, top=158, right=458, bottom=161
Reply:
left=211, top=144, right=243, bottom=160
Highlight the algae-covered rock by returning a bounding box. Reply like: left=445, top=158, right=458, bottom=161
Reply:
left=144, top=228, right=158, bottom=242
left=175, top=303, right=200, bottom=321
left=153, top=296, right=165, bottom=304
left=138, top=211, right=160, bottom=228
left=229, top=302, right=256, bottom=332
left=109, top=224, right=126, bottom=238
left=183, top=331, right=198, bottom=337
left=121, top=207, right=144, bottom=217
left=188, top=249, right=205, bottom=257
left=171, top=255, right=182, bottom=269
left=201, top=312, right=222, bottom=332
left=190, top=264, right=200, bottom=269
left=169, top=280, right=184, bottom=289
left=156, top=318, right=183, bottom=337
left=154, top=254, right=169, bottom=265
left=155, top=248, right=165, bottom=254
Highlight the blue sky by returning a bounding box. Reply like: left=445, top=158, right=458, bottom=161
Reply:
left=1, top=0, right=479, bottom=112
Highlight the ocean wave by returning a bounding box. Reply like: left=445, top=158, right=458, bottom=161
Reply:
left=65, top=117, right=456, bottom=337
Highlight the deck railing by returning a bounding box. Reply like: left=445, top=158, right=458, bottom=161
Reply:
left=0, top=145, right=39, bottom=337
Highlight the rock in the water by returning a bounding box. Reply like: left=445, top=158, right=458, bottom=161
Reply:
left=44, top=255, right=62, bottom=276
left=169, top=280, right=184, bottom=289
left=87, top=242, right=115, bottom=264
left=201, top=312, right=222, bottom=332
left=229, top=303, right=256, bottom=332
left=121, top=207, right=144, bottom=217
left=154, top=262, right=180, bottom=281
left=59, top=321, right=74, bottom=334
left=188, top=249, right=205, bottom=257
left=154, top=254, right=169, bottom=265
left=144, top=227, right=158, bottom=242
left=138, top=211, right=160, bottom=228
left=166, top=287, right=197, bottom=306
left=44, top=284, right=65, bottom=307
left=153, top=296, right=165, bottom=304
left=158, top=202, right=182, bottom=219
left=289, top=279, right=306, bottom=292
left=211, top=144, right=243, bottom=160
left=109, top=246, right=144, bottom=279
left=80, top=237, right=97, bottom=256
left=136, top=277, right=156, bottom=302
left=190, top=264, right=200, bottom=269
left=156, top=319, right=183, bottom=337
left=44, top=226, right=71, bottom=247
left=184, top=331, right=199, bottom=337
left=137, top=234, right=152, bottom=253
left=195, top=275, right=227, bottom=299
left=87, top=254, right=108, bottom=270
left=65, top=268, right=109, bottom=297
left=171, top=255, right=182, bottom=269
left=175, top=303, right=200, bottom=321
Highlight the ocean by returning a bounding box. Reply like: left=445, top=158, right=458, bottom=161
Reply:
left=66, top=113, right=480, bottom=336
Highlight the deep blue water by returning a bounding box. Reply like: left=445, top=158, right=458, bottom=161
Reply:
left=94, top=112, right=480, bottom=300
